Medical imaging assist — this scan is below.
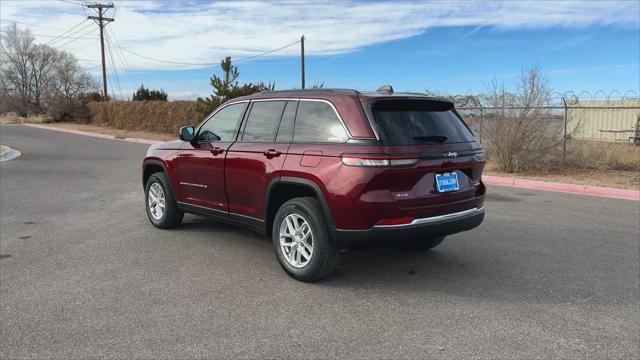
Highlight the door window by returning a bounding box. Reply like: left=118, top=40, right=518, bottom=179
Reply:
left=242, top=101, right=286, bottom=142
left=275, top=100, right=298, bottom=143
left=196, top=102, right=247, bottom=142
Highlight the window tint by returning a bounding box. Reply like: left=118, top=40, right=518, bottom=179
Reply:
left=370, top=100, right=475, bottom=145
left=293, top=101, right=348, bottom=143
left=197, top=102, right=247, bottom=141
left=242, top=101, right=286, bottom=142
left=275, top=101, right=298, bottom=143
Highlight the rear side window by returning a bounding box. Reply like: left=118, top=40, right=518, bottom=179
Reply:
left=294, top=101, right=349, bottom=143
left=242, top=101, right=286, bottom=142
left=370, top=100, right=475, bottom=145
left=276, top=100, right=298, bottom=143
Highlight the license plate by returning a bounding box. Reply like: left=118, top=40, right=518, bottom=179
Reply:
left=435, top=172, right=459, bottom=192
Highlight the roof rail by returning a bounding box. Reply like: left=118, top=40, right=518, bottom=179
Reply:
left=259, top=88, right=361, bottom=95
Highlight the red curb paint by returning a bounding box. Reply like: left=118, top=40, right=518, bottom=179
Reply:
left=24, top=124, right=163, bottom=145
left=484, top=175, right=639, bottom=201
left=481, top=175, right=515, bottom=186
left=25, top=124, right=116, bottom=140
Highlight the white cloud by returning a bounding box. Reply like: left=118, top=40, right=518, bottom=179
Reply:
left=1, top=0, right=638, bottom=71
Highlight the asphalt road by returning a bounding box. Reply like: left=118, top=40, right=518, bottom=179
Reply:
left=1, top=124, right=639, bottom=359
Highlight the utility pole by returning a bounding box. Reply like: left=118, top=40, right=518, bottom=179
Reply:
left=88, top=3, right=114, bottom=101
left=300, top=35, right=305, bottom=89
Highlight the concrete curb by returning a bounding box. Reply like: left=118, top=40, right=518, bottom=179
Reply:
left=24, top=124, right=163, bottom=145
left=0, top=146, right=21, bottom=162
left=483, top=175, right=640, bottom=201
left=21, top=123, right=639, bottom=201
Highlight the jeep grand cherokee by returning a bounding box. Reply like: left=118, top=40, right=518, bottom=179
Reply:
left=142, top=86, right=485, bottom=281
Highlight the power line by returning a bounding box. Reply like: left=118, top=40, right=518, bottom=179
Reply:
left=112, top=39, right=301, bottom=66
left=105, top=26, right=138, bottom=87
left=0, top=30, right=97, bottom=40
left=235, top=40, right=301, bottom=62
left=50, top=21, right=96, bottom=46
left=104, top=36, right=122, bottom=100
left=45, top=19, right=90, bottom=46
left=67, top=40, right=98, bottom=54
left=81, top=63, right=102, bottom=71
left=58, top=0, right=88, bottom=6
left=76, top=57, right=101, bottom=63
left=114, top=45, right=218, bottom=66
left=0, top=19, right=68, bottom=32
left=51, top=27, right=97, bottom=49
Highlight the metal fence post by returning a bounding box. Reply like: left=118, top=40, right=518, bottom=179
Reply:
left=479, top=105, right=484, bottom=144
left=562, top=98, right=567, bottom=162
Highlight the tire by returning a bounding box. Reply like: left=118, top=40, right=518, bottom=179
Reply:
left=145, top=172, right=183, bottom=229
left=272, top=197, right=340, bottom=282
left=400, top=236, right=446, bottom=252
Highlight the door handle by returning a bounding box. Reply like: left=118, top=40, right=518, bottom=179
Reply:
left=263, top=149, right=282, bottom=159
left=210, top=147, right=225, bottom=156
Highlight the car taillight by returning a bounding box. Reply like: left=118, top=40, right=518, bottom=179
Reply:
left=341, top=154, right=418, bottom=167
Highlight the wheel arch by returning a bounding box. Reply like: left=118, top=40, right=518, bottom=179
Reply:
left=264, top=176, right=335, bottom=236
left=142, top=159, right=177, bottom=200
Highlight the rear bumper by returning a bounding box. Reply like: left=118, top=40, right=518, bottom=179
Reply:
left=331, top=207, right=485, bottom=247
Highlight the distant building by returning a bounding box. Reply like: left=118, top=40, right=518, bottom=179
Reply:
left=567, top=100, right=640, bottom=142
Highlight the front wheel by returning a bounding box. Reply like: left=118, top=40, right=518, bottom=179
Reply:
left=400, top=236, right=446, bottom=252
left=145, top=172, right=183, bottom=229
left=272, top=197, right=340, bottom=282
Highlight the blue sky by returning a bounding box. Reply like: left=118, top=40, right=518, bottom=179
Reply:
left=1, top=0, right=638, bottom=100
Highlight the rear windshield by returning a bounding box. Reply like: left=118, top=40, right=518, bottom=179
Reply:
left=369, top=100, right=475, bottom=145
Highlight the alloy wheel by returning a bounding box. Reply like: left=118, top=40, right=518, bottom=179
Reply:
left=279, top=213, right=314, bottom=268
left=148, top=182, right=166, bottom=220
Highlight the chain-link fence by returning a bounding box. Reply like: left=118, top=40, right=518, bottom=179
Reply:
left=454, top=93, right=640, bottom=171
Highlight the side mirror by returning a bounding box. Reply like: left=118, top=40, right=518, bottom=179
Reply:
left=179, top=126, right=195, bottom=141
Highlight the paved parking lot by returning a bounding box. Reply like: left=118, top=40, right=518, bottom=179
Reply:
left=1, top=124, right=638, bottom=358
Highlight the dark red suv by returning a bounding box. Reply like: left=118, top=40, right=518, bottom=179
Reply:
left=142, top=87, right=486, bottom=281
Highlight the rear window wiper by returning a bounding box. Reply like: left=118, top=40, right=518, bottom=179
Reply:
left=412, top=134, right=448, bottom=143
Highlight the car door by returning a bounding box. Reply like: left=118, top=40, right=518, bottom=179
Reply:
left=174, top=101, right=248, bottom=212
left=225, top=100, right=296, bottom=222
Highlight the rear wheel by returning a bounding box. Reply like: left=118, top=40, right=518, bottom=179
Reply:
left=400, top=236, right=445, bottom=252
left=145, top=172, right=183, bottom=229
left=272, top=197, right=340, bottom=282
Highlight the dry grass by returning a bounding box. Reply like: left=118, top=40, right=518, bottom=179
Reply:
left=87, top=100, right=199, bottom=134
left=0, top=112, right=48, bottom=124
left=565, top=140, right=640, bottom=171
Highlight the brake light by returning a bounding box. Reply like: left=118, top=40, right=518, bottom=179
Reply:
left=341, top=154, right=418, bottom=167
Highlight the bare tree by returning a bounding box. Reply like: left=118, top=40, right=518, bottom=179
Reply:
left=483, top=65, right=562, bottom=172
left=29, top=44, right=59, bottom=111
left=1, top=25, right=98, bottom=120
left=50, top=51, right=97, bottom=100
left=0, top=24, right=36, bottom=115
